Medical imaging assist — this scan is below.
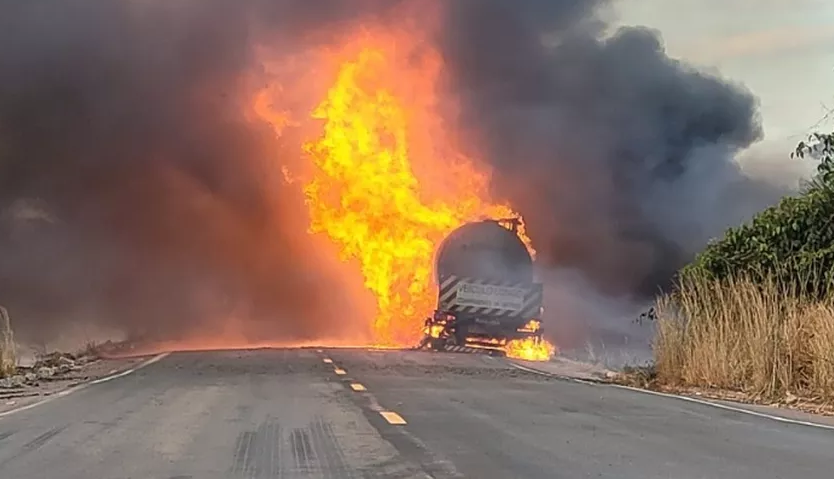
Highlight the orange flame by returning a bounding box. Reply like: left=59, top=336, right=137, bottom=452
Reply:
left=302, top=31, right=524, bottom=346
left=256, top=27, right=536, bottom=347
left=505, top=337, right=557, bottom=362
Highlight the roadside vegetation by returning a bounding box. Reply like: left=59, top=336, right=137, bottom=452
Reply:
left=650, top=130, right=834, bottom=406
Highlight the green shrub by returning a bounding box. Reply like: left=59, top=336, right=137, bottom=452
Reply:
left=683, top=131, right=834, bottom=298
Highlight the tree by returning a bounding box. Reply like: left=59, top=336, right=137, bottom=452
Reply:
left=679, top=128, right=834, bottom=298
left=793, top=130, right=834, bottom=189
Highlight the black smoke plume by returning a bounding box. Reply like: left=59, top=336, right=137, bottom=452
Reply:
left=441, top=0, right=791, bottom=297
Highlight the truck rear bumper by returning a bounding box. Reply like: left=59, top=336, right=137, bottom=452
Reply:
left=420, top=312, right=542, bottom=350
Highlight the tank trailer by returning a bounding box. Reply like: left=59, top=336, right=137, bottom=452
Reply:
left=419, top=218, right=544, bottom=353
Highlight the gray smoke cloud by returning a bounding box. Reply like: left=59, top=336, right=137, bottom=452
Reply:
left=0, top=0, right=798, bottom=349
left=441, top=0, right=795, bottom=298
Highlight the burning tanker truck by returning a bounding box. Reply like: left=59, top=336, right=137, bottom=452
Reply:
left=418, top=218, right=544, bottom=354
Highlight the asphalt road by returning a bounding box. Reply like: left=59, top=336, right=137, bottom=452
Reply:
left=0, top=348, right=831, bottom=479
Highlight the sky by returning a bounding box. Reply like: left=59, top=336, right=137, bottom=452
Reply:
left=614, top=0, right=834, bottom=159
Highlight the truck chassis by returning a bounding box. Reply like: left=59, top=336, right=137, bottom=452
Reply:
left=418, top=310, right=544, bottom=353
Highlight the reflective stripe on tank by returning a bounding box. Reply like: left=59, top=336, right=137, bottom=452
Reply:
left=437, top=275, right=543, bottom=318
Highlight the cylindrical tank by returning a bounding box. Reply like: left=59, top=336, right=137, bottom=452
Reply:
left=434, top=220, right=534, bottom=284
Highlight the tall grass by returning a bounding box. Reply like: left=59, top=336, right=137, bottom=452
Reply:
left=653, top=272, right=834, bottom=402
left=0, top=306, right=15, bottom=378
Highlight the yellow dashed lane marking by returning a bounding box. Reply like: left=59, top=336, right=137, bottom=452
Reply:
left=350, top=383, right=366, bottom=391
left=322, top=358, right=333, bottom=364
left=334, top=368, right=347, bottom=375
left=380, top=411, right=407, bottom=425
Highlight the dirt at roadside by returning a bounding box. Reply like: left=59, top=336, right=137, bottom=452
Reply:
left=511, top=355, right=615, bottom=381
left=0, top=354, right=147, bottom=415
left=654, top=385, right=834, bottom=418
left=613, top=367, right=834, bottom=420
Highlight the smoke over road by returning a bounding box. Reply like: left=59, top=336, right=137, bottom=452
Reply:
left=0, top=1, right=797, bottom=348
left=0, top=0, right=393, bottom=345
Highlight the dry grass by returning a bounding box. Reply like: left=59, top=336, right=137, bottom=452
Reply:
left=653, top=273, right=834, bottom=404
left=0, top=306, right=16, bottom=378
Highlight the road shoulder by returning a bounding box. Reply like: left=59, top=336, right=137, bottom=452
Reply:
left=507, top=356, right=614, bottom=381
left=509, top=356, right=834, bottom=430
left=0, top=354, right=153, bottom=415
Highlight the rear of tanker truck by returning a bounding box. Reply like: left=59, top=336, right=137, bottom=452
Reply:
left=420, top=218, right=544, bottom=353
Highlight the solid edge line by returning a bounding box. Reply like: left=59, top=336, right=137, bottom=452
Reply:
left=0, top=352, right=171, bottom=420
left=611, top=383, right=834, bottom=432
left=507, top=360, right=834, bottom=432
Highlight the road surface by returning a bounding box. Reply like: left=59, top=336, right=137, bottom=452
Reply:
left=0, top=348, right=831, bottom=478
